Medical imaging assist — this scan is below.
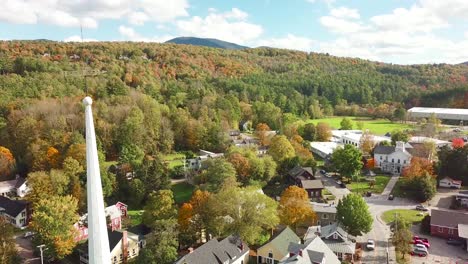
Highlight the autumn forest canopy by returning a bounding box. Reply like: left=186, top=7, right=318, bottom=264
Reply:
left=0, top=40, right=468, bottom=176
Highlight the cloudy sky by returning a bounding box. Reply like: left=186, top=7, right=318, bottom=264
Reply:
left=1, top=0, right=468, bottom=64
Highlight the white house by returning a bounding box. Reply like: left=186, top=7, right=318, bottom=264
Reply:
left=439, top=177, right=462, bottom=189
left=0, top=196, right=30, bottom=228
left=279, top=235, right=341, bottom=264
left=0, top=176, right=29, bottom=198
left=186, top=150, right=224, bottom=170
left=374, top=141, right=412, bottom=175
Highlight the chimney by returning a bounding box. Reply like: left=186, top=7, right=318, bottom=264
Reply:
left=239, top=243, right=244, bottom=251
left=188, top=247, right=194, bottom=254
left=122, top=231, right=128, bottom=263
left=298, top=250, right=302, bottom=257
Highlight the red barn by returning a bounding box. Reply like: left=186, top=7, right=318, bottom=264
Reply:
left=430, top=209, right=468, bottom=239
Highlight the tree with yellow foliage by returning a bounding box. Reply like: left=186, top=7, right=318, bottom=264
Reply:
left=0, top=146, right=15, bottom=180
left=278, top=186, right=317, bottom=230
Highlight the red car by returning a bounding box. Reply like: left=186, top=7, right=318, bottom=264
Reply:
left=412, top=238, right=430, bottom=249
left=413, top=236, right=429, bottom=243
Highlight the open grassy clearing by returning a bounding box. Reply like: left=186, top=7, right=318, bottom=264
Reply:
left=162, top=153, right=186, bottom=169
left=347, top=175, right=391, bottom=194
left=171, top=182, right=195, bottom=205
left=381, top=209, right=426, bottom=224
left=127, top=210, right=144, bottom=226
left=307, top=116, right=414, bottom=135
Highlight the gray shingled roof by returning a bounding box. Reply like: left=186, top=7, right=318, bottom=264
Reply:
left=258, top=226, right=300, bottom=258
left=289, top=166, right=314, bottom=179
left=374, top=145, right=396, bottom=154
left=175, top=235, right=248, bottom=264
left=310, top=202, right=336, bottom=214
left=300, top=180, right=323, bottom=190
left=280, top=236, right=340, bottom=264
left=431, top=209, right=468, bottom=228
left=0, top=196, right=29, bottom=217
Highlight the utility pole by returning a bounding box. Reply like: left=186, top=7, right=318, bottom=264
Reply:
left=37, top=244, right=46, bottom=264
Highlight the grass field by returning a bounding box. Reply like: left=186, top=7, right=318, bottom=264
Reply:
left=171, top=182, right=195, bottom=204
left=162, top=153, right=186, bottom=169
left=381, top=209, right=426, bottom=224
left=127, top=210, right=144, bottom=226
left=347, top=175, right=391, bottom=194
left=391, top=178, right=410, bottom=197
left=307, top=116, right=413, bottom=135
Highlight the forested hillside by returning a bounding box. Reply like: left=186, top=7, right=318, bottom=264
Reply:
left=165, top=37, right=248, bottom=50
left=0, top=41, right=467, bottom=174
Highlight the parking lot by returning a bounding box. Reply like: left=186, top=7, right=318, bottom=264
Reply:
left=410, top=225, right=468, bottom=264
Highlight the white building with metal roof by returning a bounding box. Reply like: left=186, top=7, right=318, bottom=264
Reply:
left=408, top=107, right=468, bottom=121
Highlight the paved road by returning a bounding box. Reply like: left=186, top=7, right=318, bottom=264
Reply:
left=320, top=175, right=350, bottom=202
left=15, top=235, right=40, bottom=264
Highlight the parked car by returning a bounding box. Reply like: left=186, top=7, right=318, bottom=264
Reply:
left=366, top=239, right=375, bottom=250
left=320, top=170, right=326, bottom=175
left=415, top=205, right=429, bottom=211
left=413, top=236, right=429, bottom=243
left=414, top=239, right=430, bottom=249
left=411, top=247, right=428, bottom=257
left=388, top=194, right=394, bottom=200
left=23, top=231, right=35, bottom=238
left=446, top=238, right=464, bottom=246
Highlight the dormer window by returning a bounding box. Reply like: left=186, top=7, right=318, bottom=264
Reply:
left=333, top=233, right=338, bottom=239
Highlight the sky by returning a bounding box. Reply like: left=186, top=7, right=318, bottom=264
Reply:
left=1, top=0, right=468, bottom=64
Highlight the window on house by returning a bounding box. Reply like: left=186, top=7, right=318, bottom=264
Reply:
left=113, top=256, right=117, bottom=263
left=322, top=214, right=329, bottom=219
left=438, top=227, right=443, bottom=233
left=392, top=158, right=394, bottom=163
left=266, top=251, right=274, bottom=264
left=120, top=254, right=123, bottom=260
left=404, top=160, right=406, bottom=164
left=398, top=159, right=400, bottom=164
left=21, top=212, right=25, bottom=217
left=317, top=220, right=321, bottom=225
left=132, top=249, right=136, bottom=255
left=333, top=233, right=338, bottom=239
left=448, top=229, right=454, bottom=235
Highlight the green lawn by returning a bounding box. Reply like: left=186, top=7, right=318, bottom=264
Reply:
left=347, top=175, right=391, bottom=194
left=171, top=182, right=195, bottom=205
left=307, top=116, right=413, bottom=135
left=127, top=210, right=144, bottom=226
left=162, top=153, right=186, bottom=169
left=381, top=209, right=426, bottom=224
left=391, top=178, right=410, bottom=197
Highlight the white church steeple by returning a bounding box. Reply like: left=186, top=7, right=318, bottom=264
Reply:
left=83, top=96, right=111, bottom=264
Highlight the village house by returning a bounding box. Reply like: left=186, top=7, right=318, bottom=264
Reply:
left=279, top=236, right=340, bottom=264
left=186, top=150, right=224, bottom=170
left=374, top=141, right=412, bottom=175
left=174, top=235, right=249, bottom=264
left=439, top=177, right=462, bottom=189
left=310, top=202, right=337, bottom=227
left=78, top=229, right=140, bottom=264
left=304, top=224, right=356, bottom=261
left=430, top=209, right=468, bottom=239
left=289, top=166, right=324, bottom=199
left=74, top=202, right=128, bottom=242
left=0, top=176, right=29, bottom=198
left=0, top=196, right=31, bottom=228
left=255, top=226, right=301, bottom=264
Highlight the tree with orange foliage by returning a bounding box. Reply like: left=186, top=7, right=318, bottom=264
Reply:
left=227, top=153, right=251, bottom=183
left=0, top=146, right=15, bottom=180
left=452, top=138, right=465, bottom=149
left=278, top=186, right=317, bottom=230
left=46, top=146, right=60, bottom=169
left=402, top=157, right=434, bottom=178
left=178, top=190, right=211, bottom=245
left=255, top=123, right=271, bottom=146
left=366, top=158, right=375, bottom=169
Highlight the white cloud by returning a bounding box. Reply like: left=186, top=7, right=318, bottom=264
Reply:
left=319, top=16, right=366, bottom=34
left=128, top=12, right=149, bottom=26
left=64, top=35, right=97, bottom=42
left=0, top=0, right=189, bottom=28
left=256, top=34, right=315, bottom=51
left=465, top=31, right=468, bottom=39
left=175, top=8, right=263, bottom=44
left=330, top=7, right=360, bottom=19
left=118, top=25, right=173, bottom=42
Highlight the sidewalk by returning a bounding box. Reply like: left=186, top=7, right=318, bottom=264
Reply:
left=381, top=175, right=399, bottom=196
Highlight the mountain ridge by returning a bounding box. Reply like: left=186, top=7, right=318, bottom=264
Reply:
left=165, top=37, right=248, bottom=50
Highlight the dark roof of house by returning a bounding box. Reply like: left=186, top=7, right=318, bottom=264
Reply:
left=307, top=250, right=324, bottom=263
left=300, top=180, right=324, bottom=190
left=14, top=177, right=27, bottom=188
left=258, top=226, right=300, bottom=258
left=128, top=224, right=151, bottom=240
left=374, top=145, right=396, bottom=155
left=0, top=196, right=29, bottom=217
left=78, top=229, right=130, bottom=253
left=431, top=209, right=468, bottom=228
left=174, top=235, right=248, bottom=264
left=289, top=165, right=314, bottom=179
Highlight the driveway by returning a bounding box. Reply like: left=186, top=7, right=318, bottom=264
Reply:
left=320, top=175, right=350, bottom=202
left=410, top=225, right=468, bottom=264
left=15, top=235, right=40, bottom=264
left=428, top=188, right=459, bottom=209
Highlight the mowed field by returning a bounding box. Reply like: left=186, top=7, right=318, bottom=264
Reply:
left=307, top=116, right=414, bottom=135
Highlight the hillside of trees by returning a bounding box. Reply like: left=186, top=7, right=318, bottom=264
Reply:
left=165, top=37, right=248, bottom=50
left=0, top=41, right=468, bottom=176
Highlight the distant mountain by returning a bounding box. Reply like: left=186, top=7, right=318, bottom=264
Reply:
left=165, top=37, right=248, bottom=50
left=461, top=61, right=468, bottom=66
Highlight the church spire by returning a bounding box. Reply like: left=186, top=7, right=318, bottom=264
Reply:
left=83, top=96, right=111, bottom=264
